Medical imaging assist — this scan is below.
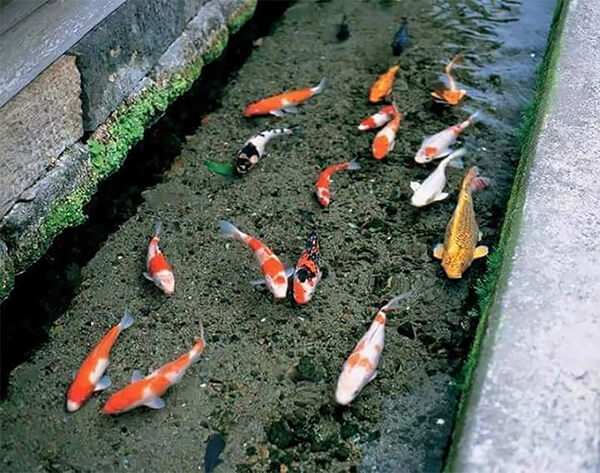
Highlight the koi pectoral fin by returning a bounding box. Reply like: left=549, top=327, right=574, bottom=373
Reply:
left=433, top=192, right=449, bottom=202
left=250, top=278, right=267, bottom=286
left=144, top=397, right=166, bottom=409
left=285, top=267, right=295, bottom=279
left=270, top=109, right=285, bottom=118
left=282, top=105, right=299, bottom=114
left=473, top=245, right=489, bottom=259
left=433, top=243, right=444, bottom=260
left=131, top=370, right=143, bottom=383
left=94, top=375, right=112, bottom=392
left=368, top=370, right=379, bottom=383
left=143, top=272, right=153, bottom=281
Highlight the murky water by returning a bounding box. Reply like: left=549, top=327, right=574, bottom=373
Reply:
left=0, top=1, right=554, bottom=472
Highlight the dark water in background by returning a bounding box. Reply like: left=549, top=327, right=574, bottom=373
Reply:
left=0, top=1, right=555, bottom=472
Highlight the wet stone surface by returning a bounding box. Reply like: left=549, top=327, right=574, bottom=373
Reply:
left=0, top=0, right=554, bottom=472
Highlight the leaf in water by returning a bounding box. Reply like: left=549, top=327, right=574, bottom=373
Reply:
left=204, top=159, right=235, bottom=177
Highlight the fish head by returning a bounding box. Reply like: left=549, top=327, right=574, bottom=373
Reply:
left=235, top=152, right=259, bottom=175
left=414, top=147, right=432, bottom=164
left=293, top=267, right=321, bottom=304
left=334, top=365, right=371, bottom=406
left=316, top=187, right=330, bottom=207
left=154, top=270, right=175, bottom=295
left=441, top=251, right=470, bottom=279
left=244, top=102, right=262, bottom=117
left=66, top=379, right=93, bottom=412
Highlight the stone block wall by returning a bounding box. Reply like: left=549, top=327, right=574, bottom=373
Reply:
left=0, top=0, right=257, bottom=301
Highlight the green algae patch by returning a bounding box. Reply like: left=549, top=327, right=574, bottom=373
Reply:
left=444, top=1, right=569, bottom=469
left=0, top=244, right=15, bottom=301
left=228, top=0, right=258, bottom=35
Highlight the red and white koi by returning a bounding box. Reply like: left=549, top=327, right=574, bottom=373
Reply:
left=235, top=126, right=300, bottom=175
left=410, top=148, right=466, bottom=207
left=67, top=310, right=134, bottom=412
left=293, top=230, right=322, bottom=305
left=335, top=293, right=410, bottom=405
left=358, top=105, right=396, bottom=131
left=372, top=106, right=402, bottom=160
left=219, top=221, right=292, bottom=299
left=244, top=78, right=326, bottom=117
left=103, top=329, right=205, bottom=414
left=315, top=159, right=361, bottom=207
left=143, top=222, right=175, bottom=295
left=414, top=112, right=479, bottom=164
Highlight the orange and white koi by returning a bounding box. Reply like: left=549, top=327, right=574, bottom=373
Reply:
left=103, top=329, right=205, bottom=414
left=372, top=106, right=402, bottom=160
left=335, top=293, right=410, bottom=405
left=244, top=78, right=326, bottom=117
left=143, top=222, right=175, bottom=295
left=219, top=220, right=292, bottom=299
left=414, top=112, right=479, bottom=164
left=431, top=54, right=467, bottom=105
left=315, top=159, right=361, bottom=207
left=67, top=310, right=134, bottom=412
left=369, top=65, right=399, bottom=103
left=357, top=105, right=396, bottom=131
left=433, top=167, right=490, bottom=278
left=293, top=230, right=321, bottom=305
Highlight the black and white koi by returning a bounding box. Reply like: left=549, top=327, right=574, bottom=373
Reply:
left=235, top=126, right=300, bottom=175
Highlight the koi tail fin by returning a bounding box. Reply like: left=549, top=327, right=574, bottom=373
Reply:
left=471, top=176, right=492, bottom=192
left=447, top=148, right=466, bottom=169
left=467, top=111, right=480, bottom=125
left=311, top=77, right=326, bottom=95
left=152, top=221, right=162, bottom=238
left=382, top=291, right=413, bottom=311
left=285, top=124, right=304, bottom=137
left=119, top=309, right=134, bottom=330
left=189, top=323, right=206, bottom=363
left=219, top=220, right=242, bottom=240
left=446, top=54, right=464, bottom=73
left=347, top=159, right=361, bottom=171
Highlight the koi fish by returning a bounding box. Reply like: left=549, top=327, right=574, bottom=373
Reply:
left=204, top=433, right=226, bottom=473
left=433, top=166, right=491, bottom=278
left=357, top=105, right=396, bottom=131
left=431, top=54, right=467, bottom=105
left=335, top=293, right=410, bottom=405
left=235, top=126, right=299, bottom=175
left=219, top=221, right=292, bottom=299
left=103, top=328, right=206, bottom=414
left=391, top=19, right=410, bottom=56
left=293, top=230, right=322, bottom=305
left=414, top=112, right=479, bottom=164
left=244, top=78, right=326, bottom=117
left=369, top=65, right=399, bottom=103
left=410, top=148, right=466, bottom=207
left=336, top=14, right=350, bottom=42
left=372, top=106, right=402, bottom=160
left=143, top=222, right=175, bottom=295
left=315, top=158, right=361, bottom=207
left=67, top=310, right=134, bottom=412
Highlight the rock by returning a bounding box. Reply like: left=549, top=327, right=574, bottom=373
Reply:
left=0, top=55, right=83, bottom=219
left=0, top=143, right=95, bottom=271
left=0, top=239, right=14, bottom=301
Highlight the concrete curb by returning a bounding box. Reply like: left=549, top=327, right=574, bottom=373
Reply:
left=449, top=0, right=600, bottom=471
left=0, top=0, right=257, bottom=301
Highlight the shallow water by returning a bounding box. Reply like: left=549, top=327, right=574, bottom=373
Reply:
left=1, top=0, right=554, bottom=472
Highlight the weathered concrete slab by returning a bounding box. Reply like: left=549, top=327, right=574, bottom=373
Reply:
left=0, top=0, right=125, bottom=108
left=0, top=55, right=83, bottom=219
left=0, top=143, right=95, bottom=271
left=0, top=0, right=47, bottom=36
left=451, top=1, right=600, bottom=471
left=69, top=0, right=210, bottom=131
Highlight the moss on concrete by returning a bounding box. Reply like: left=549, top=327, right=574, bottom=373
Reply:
left=444, top=1, right=569, bottom=469
left=0, top=245, right=15, bottom=301
left=228, top=0, right=257, bottom=35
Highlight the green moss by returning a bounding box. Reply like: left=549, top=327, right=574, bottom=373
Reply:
left=11, top=179, right=97, bottom=271
left=0, top=247, right=15, bottom=301
left=444, top=1, right=569, bottom=470
left=228, top=0, right=258, bottom=35
left=202, top=27, right=229, bottom=65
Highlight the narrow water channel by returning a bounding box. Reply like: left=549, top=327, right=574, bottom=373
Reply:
left=1, top=1, right=555, bottom=472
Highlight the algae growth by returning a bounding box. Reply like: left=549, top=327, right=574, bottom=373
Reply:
left=1, top=0, right=556, bottom=472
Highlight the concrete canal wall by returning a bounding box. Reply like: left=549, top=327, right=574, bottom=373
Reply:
left=0, top=0, right=257, bottom=301
left=449, top=0, right=600, bottom=471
